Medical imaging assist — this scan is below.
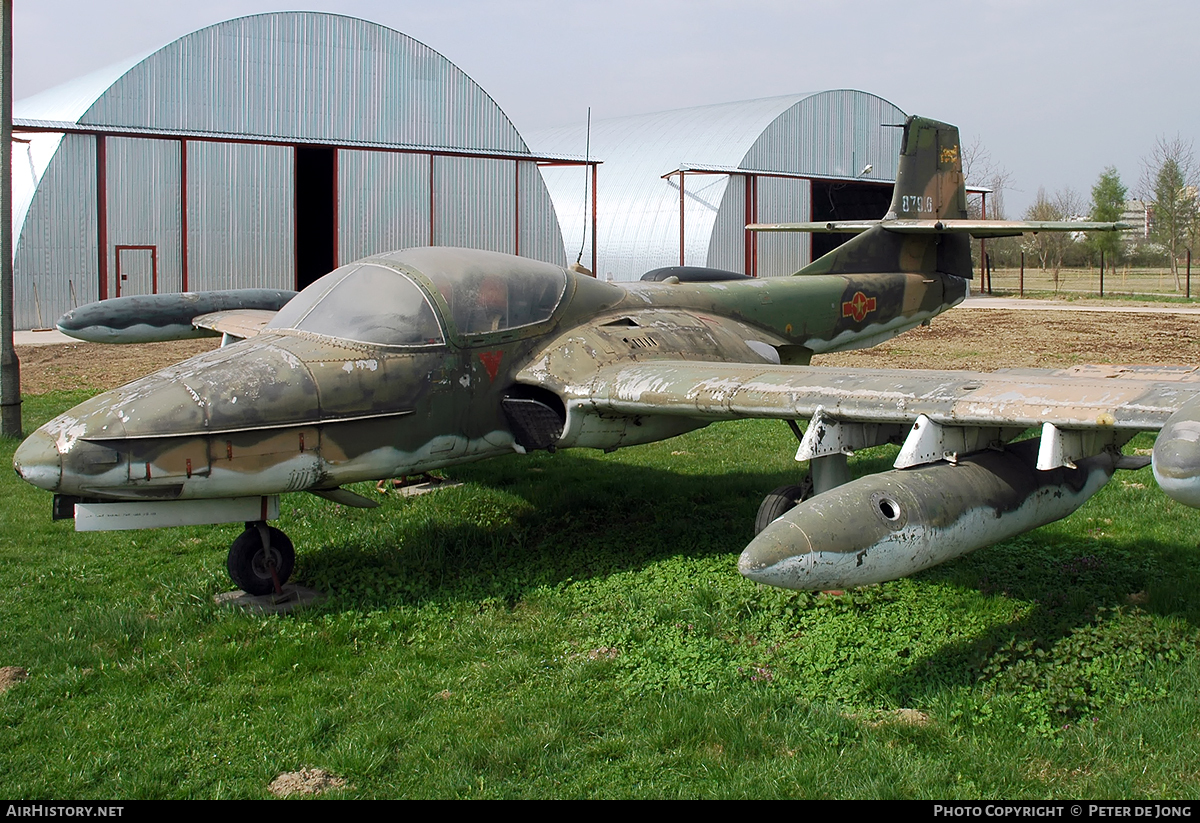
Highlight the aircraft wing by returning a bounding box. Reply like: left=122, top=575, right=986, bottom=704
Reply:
left=555, top=360, right=1200, bottom=470
left=191, top=309, right=279, bottom=340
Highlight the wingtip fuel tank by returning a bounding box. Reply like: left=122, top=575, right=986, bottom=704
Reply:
left=739, top=440, right=1116, bottom=591
left=1151, top=393, right=1200, bottom=508
left=56, top=289, right=297, bottom=344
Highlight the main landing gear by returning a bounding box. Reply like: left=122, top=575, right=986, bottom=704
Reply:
left=227, top=522, right=295, bottom=596
left=752, top=419, right=857, bottom=535
left=753, top=475, right=814, bottom=535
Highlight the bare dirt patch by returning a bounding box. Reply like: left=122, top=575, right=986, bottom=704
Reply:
left=15, top=339, right=220, bottom=396
left=815, top=309, right=1200, bottom=371
left=884, top=708, right=931, bottom=726
left=0, top=666, right=29, bottom=693
left=267, top=768, right=348, bottom=797
left=847, top=707, right=932, bottom=728
left=12, top=308, right=1200, bottom=396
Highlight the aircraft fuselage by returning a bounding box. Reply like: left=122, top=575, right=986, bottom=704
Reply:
left=15, top=262, right=965, bottom=506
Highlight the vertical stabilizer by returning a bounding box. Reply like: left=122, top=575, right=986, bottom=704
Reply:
left=886, top=116, right=969, bottom=222
left=798, top=116, right=974, bottom=279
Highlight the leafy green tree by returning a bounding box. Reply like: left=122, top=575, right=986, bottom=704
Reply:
left=1140, top=137, right=1198, bottom=290
left=1088, top=167, right=1127, bottom=266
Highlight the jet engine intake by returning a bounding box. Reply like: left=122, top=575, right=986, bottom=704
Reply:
left=502, top=386, right=566, bottom=451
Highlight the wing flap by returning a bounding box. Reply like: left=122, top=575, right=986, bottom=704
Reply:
left=569, top=361, right=1200, bottom=432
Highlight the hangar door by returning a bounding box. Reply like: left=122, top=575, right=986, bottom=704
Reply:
left=186, top=142, right=294, bottom=293
left=810, top=180, right=893, bottom=260
left=105, top=137, right=180, bottom=298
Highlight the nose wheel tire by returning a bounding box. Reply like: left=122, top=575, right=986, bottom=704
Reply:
left=227, top=523, right=295, bottom=596
left=753, top=477, right=814, bottom=536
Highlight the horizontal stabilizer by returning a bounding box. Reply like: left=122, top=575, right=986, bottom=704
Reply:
left=749, top=221, right=877, bottom=234
left=749, top=219, right=1129, bottom=238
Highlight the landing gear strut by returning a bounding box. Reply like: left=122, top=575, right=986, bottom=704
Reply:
left=752, top=421, right=818, bottom=535
left=227, top=522, right=295, bottom=596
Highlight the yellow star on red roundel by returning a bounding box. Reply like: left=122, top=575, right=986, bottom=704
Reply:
left=841, top=291, right=877, bottom=322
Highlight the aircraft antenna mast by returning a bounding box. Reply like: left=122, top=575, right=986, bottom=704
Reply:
left=575, top=106, right=590, bottom=266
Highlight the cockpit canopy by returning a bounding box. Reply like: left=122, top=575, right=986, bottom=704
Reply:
left=267, top=262, right=444, bottom=346
left=266, top=247, right=569, bottom=347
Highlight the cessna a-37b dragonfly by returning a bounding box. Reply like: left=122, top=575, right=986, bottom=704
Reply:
left=16, top=116, right=1200, bottom=596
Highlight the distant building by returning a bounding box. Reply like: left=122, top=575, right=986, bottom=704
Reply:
left=1121, top=200, right=1151, bottom=240
left=11, top=12, right=583, bottom=329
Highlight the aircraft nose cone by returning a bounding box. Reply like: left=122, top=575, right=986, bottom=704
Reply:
left=14, top=427, right=62, bottom=491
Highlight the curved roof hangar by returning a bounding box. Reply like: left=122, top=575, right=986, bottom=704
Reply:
left=534, top=90, right=906, bottom=280
left=12, top=12, right=570, bottom=329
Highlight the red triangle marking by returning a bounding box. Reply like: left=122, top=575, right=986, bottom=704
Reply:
left=478, top=350, right=503, bottom=381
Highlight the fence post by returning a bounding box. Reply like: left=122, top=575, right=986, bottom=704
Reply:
left=1019, top=251, right=1024, bottom=297
left=1188, top=249, right=1192, bottom=299
left=1099, top=250, right=1104, bottom=298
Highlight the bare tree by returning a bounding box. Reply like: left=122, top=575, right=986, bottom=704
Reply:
left=963, top=136, right=1020, bottom=270
left=1139, top=136, right=1199, bottom=291
left=962, top=135, right=1013, bottom=220
left=1023, top=186, right=1084, bottom=292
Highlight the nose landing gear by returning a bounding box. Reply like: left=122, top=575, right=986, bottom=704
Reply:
left=227, top=522, right=295, bottom=596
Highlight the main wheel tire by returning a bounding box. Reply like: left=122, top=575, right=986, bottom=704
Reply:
left=753, top=478, right=814, bottom=536
left=227, top=525, right=295, bottom=596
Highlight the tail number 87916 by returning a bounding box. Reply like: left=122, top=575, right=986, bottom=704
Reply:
left=901, top=195, right=935, bottom=214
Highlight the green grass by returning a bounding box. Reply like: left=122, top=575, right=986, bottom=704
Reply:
left=2, top=392, right=1199, bottom=798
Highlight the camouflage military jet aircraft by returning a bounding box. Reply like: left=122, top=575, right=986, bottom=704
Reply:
left=16, top=116, right=1200, bottom=597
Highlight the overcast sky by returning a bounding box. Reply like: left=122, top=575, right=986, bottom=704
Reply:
left=13, top=0, right=1199, bottom=216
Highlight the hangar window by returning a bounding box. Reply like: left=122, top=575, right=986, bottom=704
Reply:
left=267, top=263, right=444, bottom=346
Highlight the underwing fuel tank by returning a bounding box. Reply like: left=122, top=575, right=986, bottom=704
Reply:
left=739, top=439, right=1115, bottom=591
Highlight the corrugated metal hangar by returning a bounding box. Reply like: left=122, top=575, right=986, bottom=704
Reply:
left=11, top=11, right=581, bottom=330
left=533, top=90, right=907, bottom=281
